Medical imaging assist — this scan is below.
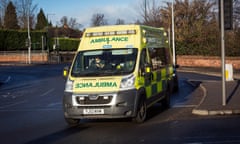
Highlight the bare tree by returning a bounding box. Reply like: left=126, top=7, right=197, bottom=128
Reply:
left=59, top=16, right=80, bottom=30
left=233, top=0, right=240, bottom=28
left=68, top=18, right=76, bottom=28
left=60, top=16, right=68, bottom=27
left=91, top=13, right=108, bottom=26
left=17, top=0, right=37, bottom=29
left=138, top=0, right=162, bottom=27
left=160, top=0, right=218, bottom=55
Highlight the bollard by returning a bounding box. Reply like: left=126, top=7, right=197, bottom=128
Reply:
left=225, top=64, right=233, bottom=81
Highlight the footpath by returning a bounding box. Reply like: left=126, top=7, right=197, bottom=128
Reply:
left=179, top=67, right=240, bottom=116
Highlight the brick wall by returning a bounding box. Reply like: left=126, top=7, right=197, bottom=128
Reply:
left=0, top=53, right=48, bottom=63
left=177, top=55, right=240, bottom=69
left=1, top=53, right=240, bottom=69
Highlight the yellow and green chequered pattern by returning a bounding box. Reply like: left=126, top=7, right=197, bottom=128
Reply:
left=145, top=66, right=173, bottom=98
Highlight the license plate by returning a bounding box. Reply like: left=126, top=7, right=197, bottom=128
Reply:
left=83, top=109, right=104, bottom=115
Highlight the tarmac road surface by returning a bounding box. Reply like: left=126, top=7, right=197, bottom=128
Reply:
left=0, top=64, right=240, bottom=144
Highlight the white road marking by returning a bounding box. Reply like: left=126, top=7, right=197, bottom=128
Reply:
left=4, top=76, right=11, bottom=83
left=0, top=100, right=27, bottom=109
left=47, top=102, right=62, bottom=107
left=0, top=108, right=62, bottom=112
left=40, top=88, right=55, bottom=97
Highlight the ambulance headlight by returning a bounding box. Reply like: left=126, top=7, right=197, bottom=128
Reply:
left=120, top=74, right=135, bottom=90
left=65, top=78, right=73, bottom=92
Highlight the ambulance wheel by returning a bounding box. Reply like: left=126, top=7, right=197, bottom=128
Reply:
left=65, top=117, right=80, bottom=126
left=173, top=75, right=179, bottom=92
left=133, top=98, right=147, bottom=123
left=162, top=88, right=171, bottom=109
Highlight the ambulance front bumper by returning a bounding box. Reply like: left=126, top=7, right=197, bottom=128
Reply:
left=63, top=89, right=138, bottom=119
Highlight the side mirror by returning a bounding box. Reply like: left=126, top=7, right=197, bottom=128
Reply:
left=145, top=66, right=151, bottom=74
left=63, top=66, right=69, bottom=79
left=141, top=63, right=152, bottom=76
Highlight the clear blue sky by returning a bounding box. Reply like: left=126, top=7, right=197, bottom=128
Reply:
left=35, top=0, right=168, bottom=29
left=35, top=0, right=140, bottom=29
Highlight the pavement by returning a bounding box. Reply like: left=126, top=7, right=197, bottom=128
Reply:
left=191, top=80, right=240, bottom=116
left=179, top=67, right=240, bottom=116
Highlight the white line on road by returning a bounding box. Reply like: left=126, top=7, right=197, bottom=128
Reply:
left=0, top=108, right=62, bottom=112
left=40, top=88, right=55, bottom=97
left=3, top=76, right=11, bottom=83
left=0, top=100, right=27, bottom=109
left=47, top=102, right=62, bottom=107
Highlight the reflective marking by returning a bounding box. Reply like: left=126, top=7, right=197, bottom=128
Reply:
left=40, top=88, right=55, bottom=97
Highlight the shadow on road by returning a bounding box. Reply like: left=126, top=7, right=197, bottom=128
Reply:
left=227, top=80, right=240, bottom=104
left=25, top=125, right=89, bottom=144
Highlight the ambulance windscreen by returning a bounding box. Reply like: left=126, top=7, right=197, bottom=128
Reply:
left=71, top=48, right=138, bottom=77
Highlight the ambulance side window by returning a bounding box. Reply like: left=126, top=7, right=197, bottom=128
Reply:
left=149, top=47, right=168, bottom=70
left=140, top=49, right=148, bottom=72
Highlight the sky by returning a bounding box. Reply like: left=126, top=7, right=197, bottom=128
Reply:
left=35, top=0, right=140, bottom=29
left=34, top=0, right=168, bottom=29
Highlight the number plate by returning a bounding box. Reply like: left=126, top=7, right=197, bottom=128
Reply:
left=83, top=109, right=104, bottom=115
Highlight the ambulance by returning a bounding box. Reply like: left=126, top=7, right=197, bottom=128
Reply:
left=63, top=25, right=177, bottom=125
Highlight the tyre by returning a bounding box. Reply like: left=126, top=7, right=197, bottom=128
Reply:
left=64, top=117, right=80, bottom=126
left=162, top=87, right=171, bottom=109
left=173, top=75, right=179, bottom=92
left=133, top=98, right=147, bottom=123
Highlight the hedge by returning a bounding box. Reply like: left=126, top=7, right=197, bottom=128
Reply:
left=0, top=30, right=80, bottom=51
left=49, top=38, right=79, bottom=51
left=1, top=30, right=240, bottom=56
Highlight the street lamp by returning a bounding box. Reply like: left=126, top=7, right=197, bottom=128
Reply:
left=220, top=0, right=226, bottom=106
left=172, top=0, right=176, bottom=66
left=27, top=5, right=31, bottom=64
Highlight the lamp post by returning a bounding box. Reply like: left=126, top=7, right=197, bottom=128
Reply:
left=172, top=0, right=176, bottom=66
left=27, top=5, right=31, bottom=64
left=220, top=0, right=226, bottom=106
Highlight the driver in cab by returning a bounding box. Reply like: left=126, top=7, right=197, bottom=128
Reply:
left=90, top=56, right=105, bottom=69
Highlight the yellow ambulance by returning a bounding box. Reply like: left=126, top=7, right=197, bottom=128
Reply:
left=63, top=25, right=177, bottom=125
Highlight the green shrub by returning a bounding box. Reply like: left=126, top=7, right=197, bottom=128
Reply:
left=0, top=30, right=80, bottom=51
left=49, top=38, right=79, bottom=51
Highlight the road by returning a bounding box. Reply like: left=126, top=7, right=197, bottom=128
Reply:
left=0, top=64, right=240, bottom=144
